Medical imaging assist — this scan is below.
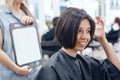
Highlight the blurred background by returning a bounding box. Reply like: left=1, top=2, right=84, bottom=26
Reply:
left=29, top=0, right=120, bottom=33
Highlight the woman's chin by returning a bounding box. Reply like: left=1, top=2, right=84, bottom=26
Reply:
left=75, top=47, right=85, bottom=51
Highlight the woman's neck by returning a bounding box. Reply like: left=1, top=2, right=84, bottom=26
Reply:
left=62, top=47, right=78, bottom=57
left=6, top=3, right=23, bottom=19
left=7, top=3, right=21, bottom=12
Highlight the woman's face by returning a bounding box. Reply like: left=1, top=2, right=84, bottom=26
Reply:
left=73, top=19, right=91, bottom=51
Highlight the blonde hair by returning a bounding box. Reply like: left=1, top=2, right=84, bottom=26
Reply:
left=5, top=0, right=12, bottom=5
left=5, top=0, right=34, bottom=18
left=20, top=3, right=34, bottom=18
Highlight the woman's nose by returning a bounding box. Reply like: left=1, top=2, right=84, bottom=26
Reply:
left=81, top=31, right=88, bottom=37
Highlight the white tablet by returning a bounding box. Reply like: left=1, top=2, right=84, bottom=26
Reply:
left=10, top=23, right=42, bottom=66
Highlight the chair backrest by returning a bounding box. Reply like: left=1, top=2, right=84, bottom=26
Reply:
left=41, top=37, right=61, bottom=57
left=106, top=29, right=120, bottom=43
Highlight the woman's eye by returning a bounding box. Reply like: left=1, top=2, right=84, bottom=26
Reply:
left=78, top=29, right=91, bottom=33
left=78, top=29, right=81, bottom=32
left=87, top=29, right=91, bottom=33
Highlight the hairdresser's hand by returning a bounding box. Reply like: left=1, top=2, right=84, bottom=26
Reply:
left=16, top=65, right=32, bottom=76
left=20, top=16, right=34, bottom=25
left=94, top=16, right=106, bottom=42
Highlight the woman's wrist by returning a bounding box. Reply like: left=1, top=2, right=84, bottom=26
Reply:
left=14, top=66, right=22, bottom=75
left=98, top=37, right=108, bottom=45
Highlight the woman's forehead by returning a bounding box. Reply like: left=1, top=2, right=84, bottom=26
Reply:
left=79, top=19, right=90, bottom=28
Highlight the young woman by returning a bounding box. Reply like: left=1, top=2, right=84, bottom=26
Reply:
left=0, top=0, right=40, bottom=80
left=35, top=7, right=120, bottom=80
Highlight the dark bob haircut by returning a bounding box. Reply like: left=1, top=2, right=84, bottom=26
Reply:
left=55, top=7, right=95, bottom=49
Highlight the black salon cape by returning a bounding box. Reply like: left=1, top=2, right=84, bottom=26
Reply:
left=35, top=49, right=120, bottom=80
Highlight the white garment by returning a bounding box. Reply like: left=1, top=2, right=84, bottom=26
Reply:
left=112, top=23, right=119, bottom=31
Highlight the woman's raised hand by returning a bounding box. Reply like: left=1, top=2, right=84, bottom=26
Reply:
left=94, top=16, right=106, bottom=42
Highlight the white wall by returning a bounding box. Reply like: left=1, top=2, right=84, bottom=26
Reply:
left=105, top=0, right=120, bottom=32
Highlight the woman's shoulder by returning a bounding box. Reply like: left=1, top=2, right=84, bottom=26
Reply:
left=43, top=51, right=62, bottom=66
left=0, top=5, right=11, bottom=18
left=0, top=5, right=8, bottom=12
left=42, top=50, right=69, bottom=69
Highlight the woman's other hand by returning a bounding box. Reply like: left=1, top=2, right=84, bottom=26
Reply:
left=16, top=65, right=32, bottom=76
